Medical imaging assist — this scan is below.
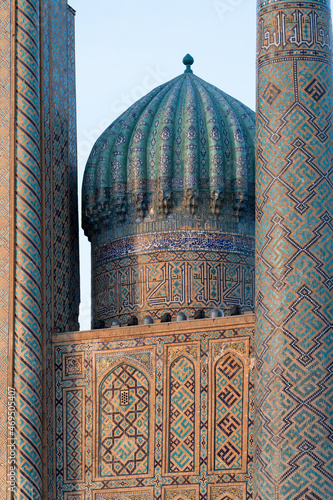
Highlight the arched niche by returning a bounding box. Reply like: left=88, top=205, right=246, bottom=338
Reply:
left=98, top=362, right=151, bottom=478
left=168, top=355, right=196, bottom=473
left=213, top=351, right=245, bottom=471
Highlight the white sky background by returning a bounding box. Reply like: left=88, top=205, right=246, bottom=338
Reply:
left=69, top=0, right=333, bottom=331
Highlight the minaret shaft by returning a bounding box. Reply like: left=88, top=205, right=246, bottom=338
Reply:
left=255, top=1, right=333, bottom=498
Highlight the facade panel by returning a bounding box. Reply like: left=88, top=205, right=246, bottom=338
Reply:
left=53, top=316, right=255, bottom=499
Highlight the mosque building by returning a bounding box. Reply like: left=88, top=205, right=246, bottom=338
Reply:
left=0, top=0, right=332, bottom=499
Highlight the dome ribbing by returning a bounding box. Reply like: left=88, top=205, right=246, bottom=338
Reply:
left=82, top=71, right=255, bottom=240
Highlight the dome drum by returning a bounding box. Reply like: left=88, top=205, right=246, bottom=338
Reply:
left=91, top=229, right=255, bottom=328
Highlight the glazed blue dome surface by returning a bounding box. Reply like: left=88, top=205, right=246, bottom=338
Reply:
left=82, top=68, right=255, bottom=239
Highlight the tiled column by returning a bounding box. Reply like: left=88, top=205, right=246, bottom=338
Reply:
left=0, top=0, right=12, bottom=497
left=14, top=0, right=43, bottom=497
left=255, top=1, right=333, bottom=498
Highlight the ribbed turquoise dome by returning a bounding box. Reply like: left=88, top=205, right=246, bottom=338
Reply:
left=82, top=68, right=255, bottom=239
left=83, top=59, right=256, bottom=326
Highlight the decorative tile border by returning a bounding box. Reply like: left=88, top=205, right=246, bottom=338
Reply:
left=63, top=388, right=85, bottom=483
left=93, top=487, right=153, bottom=500
left=94, top=232, right=255, bottom=262
left=64, top=492, right=86, bottom=500
left=162, top=485, right=199, bottom=500
left=14, top=0, right=43, bottom=496
left=208, top=482, right=247, bottom=500
left=92, top=248, right=255, bottom=327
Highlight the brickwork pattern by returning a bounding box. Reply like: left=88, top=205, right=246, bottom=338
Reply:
left=255, top=1, right=333, bottom=498
left=42, top=2, right=54, bottom=496
left=0, top=1, right=78, bottom=497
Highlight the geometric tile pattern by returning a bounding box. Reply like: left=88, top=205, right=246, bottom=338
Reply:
left=50, top=0, right=80, bottom=334
left=40, top=0, right=79, bottom=336
left=42, top=4, right=79, bottom=496
left=168, top=357, right=195, bottom=473
left=67, top=4, right=81, bottom=334
left=214, top=354, right=244, bottom=471
left=65, top=390, right=83, bottom=482
left=42, top=2, right=54, bottom=496
left=0, top=0, right=11, bottom=495
left=64, top=354, right=84, bottom=378
left=93, top=242, right=255, bottom=326
left=209, top=340, right=249, bottom=476
left=256, top=1, right=333, bottom=499
left=99, top=363, right=150, bottom=477
left=0, top=0, right=78, bottom=497
left=53, top=321, right=255, bottom=499
left=0, top=2, right=79, bottom=497
left=163, top=343, right=200, bottom=478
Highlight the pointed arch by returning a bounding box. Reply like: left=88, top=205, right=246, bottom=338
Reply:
left=167, top=355, right=196, bottom=473
left=213, top=351, right=245, bottom=471
left=98, top=362, right=150, bottom=477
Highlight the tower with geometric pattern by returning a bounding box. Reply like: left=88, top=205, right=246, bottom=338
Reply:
left=0, top=1, right=80, bottom=498
left=255, top=0, right=333, bottom=498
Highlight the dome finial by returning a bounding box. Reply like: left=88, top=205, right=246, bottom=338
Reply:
left=183, top=54, right=194, bottom=73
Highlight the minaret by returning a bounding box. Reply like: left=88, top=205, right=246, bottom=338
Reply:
left=255, top=1, right=333, bottom=498
left=0, top=1, right=79, bottom=498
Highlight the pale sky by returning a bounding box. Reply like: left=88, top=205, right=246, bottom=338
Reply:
left=69, top=0, right=332, bottom=330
